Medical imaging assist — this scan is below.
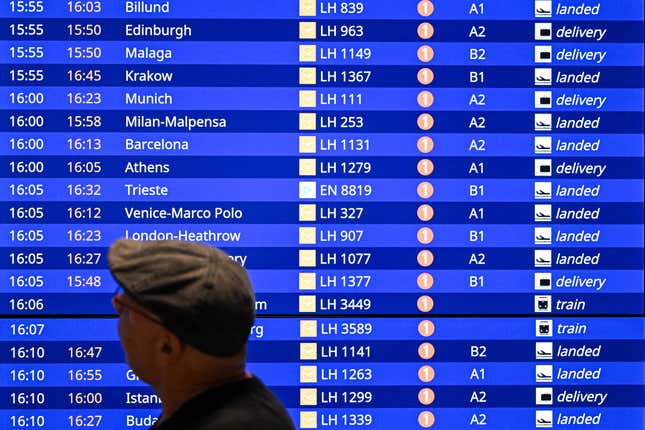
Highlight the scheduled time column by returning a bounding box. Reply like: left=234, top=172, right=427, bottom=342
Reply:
left=1, top=0, right=108, bottom=426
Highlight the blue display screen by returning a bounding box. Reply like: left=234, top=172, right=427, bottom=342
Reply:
left=0, top=1, right=644, bottom=428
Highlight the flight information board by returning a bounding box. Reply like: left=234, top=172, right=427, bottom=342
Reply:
left=1, top=0, right=644, bottom=429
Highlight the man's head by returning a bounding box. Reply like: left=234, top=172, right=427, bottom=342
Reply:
left=108, top=239, right=255, bottom=384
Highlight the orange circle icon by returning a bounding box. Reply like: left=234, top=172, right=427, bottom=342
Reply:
left=417, top=136, right=435, bottom=153
left=418, top=319, right=435, bottom=336
left=417, top=91, right=435, bottom=108
left=417, top=22, right=435, bottom=39
left=417, top=204, right=434, bottom=221
left=417, top=296, right=435, bottom=313
left=417, top=227, right=434, bottom=244
left=418, top=342, right=435, bottom=359
left=418, top=411, right=436, bottom=428
left=417, top=159, right=435, bottom=176
left=417, top=182, right=434, bottom=198
left=418, top=388, right=436, bottom=405
left=417, top=0, right=435, bottom=17
left=417, top=68, right=435, bottom=85
left=417, top=273, right=435, bottom=289
left=417, top=114, right=434, bottom=130
left=417, top=250, right=434, bottom=267
left=417, top=45, right=435, bottom=62
left=418, top=365, right=435, bottom=382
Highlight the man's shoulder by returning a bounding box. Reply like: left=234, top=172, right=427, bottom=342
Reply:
left=193, top=376, right=296, bottom=430
left=201, top=410, right=296, bottom=430
left=151, top=376, right=296, bottom=430
left=193, top=402, right=296, bottom=430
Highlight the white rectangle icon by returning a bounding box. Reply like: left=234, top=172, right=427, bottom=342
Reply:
left=535, top=182, right=552, bottom=199
left=535, top=46, right=552, bottom=63
left=536, top=387, right=553, bottom=405
left=535, top=249, right=552, bottom=267
left=535, top=159, right=552, bottom=176
left=535, top=23, right=553, bottom=40
left=535, top=114, right=552, bottom=131
left=299, top=182, right=317, bottom=199
left=536, top=410, right=553, bottom=428
left=535, top=1, right=552, bottom=17
left=536, top=341, right=553, bottom=360
left=535, top=91, right=553, bottom=108
left=534, top=204, right=552, bottom=222
left=535, top=295, right=552, bottom=313
left=535, top=227, right=552, bottom=245
left=535, top=68, right=553, bottom=86
left=536, top=319, right=553, bottom=337
left=536, top=365, right=553, bottom=383
left=535, top=273, right=552, bottom=290
left=535, top=136, right=552, bottom=154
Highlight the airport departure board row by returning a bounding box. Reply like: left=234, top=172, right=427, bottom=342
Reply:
left=1, top=0, right=644, bottom=429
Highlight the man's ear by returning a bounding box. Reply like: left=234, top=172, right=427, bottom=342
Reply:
left=158, top=330, right=183, bottom=359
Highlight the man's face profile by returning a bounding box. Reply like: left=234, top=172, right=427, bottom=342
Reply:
left=112, top=292, right=167, bottom=383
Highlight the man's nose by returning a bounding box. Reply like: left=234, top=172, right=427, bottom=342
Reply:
left=112, top=293, right=124, bottom=313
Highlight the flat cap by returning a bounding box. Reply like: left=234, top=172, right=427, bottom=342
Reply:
left=108, top=239, right=255, bottom=357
